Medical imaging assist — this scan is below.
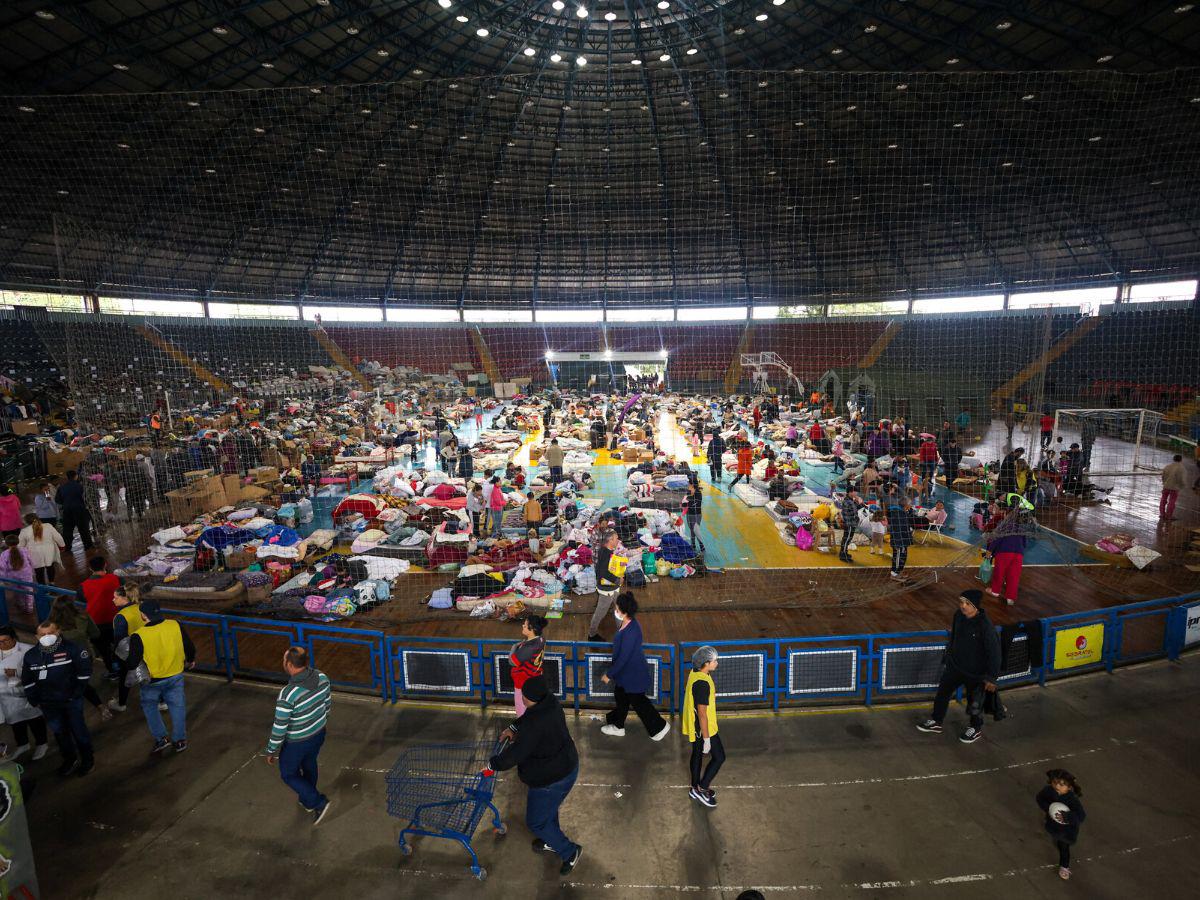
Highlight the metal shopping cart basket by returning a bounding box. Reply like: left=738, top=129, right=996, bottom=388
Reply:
left=385, top=738, right=508, bottom=880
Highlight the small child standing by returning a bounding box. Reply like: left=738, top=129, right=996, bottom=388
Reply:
left=870, top=510, right=887, bottom=555
left=1036, top=769, right=1086, bottom=880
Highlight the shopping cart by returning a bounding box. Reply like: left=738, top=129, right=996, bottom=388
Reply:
left=385, top=739, right=508, bottom=880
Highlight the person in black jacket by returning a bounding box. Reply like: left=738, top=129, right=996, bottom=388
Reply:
left=885, top=497, right=918, bottom=579
left=916, top=589, right=1001, bottom=744
left=54, top=469, right=94, bottom=553
left=706, top=432, right=726, bottom=484
left=941, top=438, right=964, bottom=488
left=22, top=621, right=95, bottom=776
left=588, top=530, right=623, bottom=643
left=489, top=675, right=582, bottom=876
left=1036, top=768, right=1086, bottom=880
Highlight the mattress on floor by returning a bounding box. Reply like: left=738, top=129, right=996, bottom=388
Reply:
left=733, top=484, right=770, bottom=507
left=634, top=489, right=687, bottom=511
left=367, top=544, right=430, bottom=565
left=144, top=575, right=247, bottom=607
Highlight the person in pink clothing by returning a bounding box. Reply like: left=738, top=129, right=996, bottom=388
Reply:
left=1159, top=454, right=1189, bottom=521
left=488, top=476, right=507, bottom=537
left=0, top=534, right=36, bottom=618
left=0, top=486, right=22, bottom=538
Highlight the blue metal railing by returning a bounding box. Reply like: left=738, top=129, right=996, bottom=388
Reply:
left=1, top=575, right=1195, bottom=713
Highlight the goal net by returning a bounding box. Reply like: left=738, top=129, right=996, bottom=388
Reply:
left=1052, top=408, right=1166, bottom=477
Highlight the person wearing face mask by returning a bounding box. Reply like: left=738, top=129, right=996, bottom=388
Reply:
left=0, top=626, right=49, bottom=762
left=21, top=621, right=95, bottom=776
left=599, top=594, right=670, bottom=741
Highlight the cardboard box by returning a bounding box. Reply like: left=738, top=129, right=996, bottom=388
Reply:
left=249, top=466, right=279, bottom=484
left=239, top=485, right=270, bottom=502
left=221, top=474, right=245, bottom=504
left=184, top=469, right=214, bottom=482
left=46, top=448, right=88, bottom=476
left=10, top=419, right=39, bottom=435
left=166, top=488, right=206, bottom=522
left=223, top=548, right=256, bottom=570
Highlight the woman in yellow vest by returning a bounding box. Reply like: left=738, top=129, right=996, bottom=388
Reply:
left=682, top=645, right=724, bottom=808
left=108, top=585, right=143, bottom=714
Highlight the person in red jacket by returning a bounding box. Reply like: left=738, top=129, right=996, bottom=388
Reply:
left=751, top=404, right=762, bottom=433
left=79, top=556, right=119, bottom=675
left=1039, top=412, right=1055, bottom=450
left=917, top=435, right=940, bottom=496
left=809, top=421, right=829, bottom=455
left=510, top=615, right=547, bottom=717
left=730, top=441, right=753, bottom=488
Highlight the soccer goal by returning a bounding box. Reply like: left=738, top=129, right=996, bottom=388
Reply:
left=1052, top=408, right=1166, bottom=476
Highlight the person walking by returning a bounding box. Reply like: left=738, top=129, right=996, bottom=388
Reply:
left=55, top=470, right=94, bottom=553
left=32, top=482, right=58, bottom=530
left=80, top=557, right=120, bottom=676
left=0, top=535, right=35, bottom=624
left=466, top=482, right=486, bottom=538
left=838, top=489, right=864, bottom=563
left=706, top=431, right=726, bottom=484
left=106, top=585, right=142, bottom=714
left=916, top=589, right=1000, bottom=743
left=1159, top=453, right=1189, bottom=521
left=729, top=440, right=753, bottom=489
left=487, top=475, right=507, bottom=538
left=1036, top=769, right=1087, bottom=881
left=588, top=530, right=624, bottom=643
left=1039, top=412, right=1055, bottom=450
left=510, top=615, right=547, bottom=718
left=0, top=626, right=49, bottom=762
left=682, top=481, right=706, bottom=552
left=544, top=438, right=565, bottom=484
left=0, top=486, right=21, bottom=540
left=125, top=599, right=195, bottom=754
left=265, top=646, right=333, bottom=824
left=19, top=513, right=64, bottom=586
left=885, top=497, right=918, bottom=580
left=439, top=436, right=458, bottom=473
left=599, top=594, right=670, bottom=741
left=984, top=500, right=1028, bottom=606
left=457, top=440, right=475, bottom=481
left=22, top=621, right=94, bottom=776
left=489, top=674, right=583, bottom=875
left=683, top=645, right=723, bottom=808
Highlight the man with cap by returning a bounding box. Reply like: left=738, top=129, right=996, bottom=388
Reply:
left=682, top=646, right=724, bottom=807
left=916, top=590, right=1001, bottom=744
left=488, top=674, right=583, bottom=876
left=125, top=599, right=196, bottom=754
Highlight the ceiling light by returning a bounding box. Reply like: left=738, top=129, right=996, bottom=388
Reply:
left=112, top=63, right=130, bottom=71
left=576, top=55, right=587, bottom=66
left=56, top=189, right=68, bottom=195
left=755, top=13, right=768, bottom=21
left=17, top=105, right=34, bottom=113
left=996, top=21, right=1011, bottom=30
left=376, top=48, right=389, bottom=56
left=605, top=11, right=617, bottom=21
left=117, top=142, right=130, bottom=149
left=773, top=0, right=786, bottom=5
left=864, top=24, right=877, bottom=33
left=316, top=147, right=327, bottom=152
left=261, top=61, right=274, bottom=68
left=552, top=0, right=565, bottom=9
left=524, top=47, right=536, bottom=56
left=680, top=99, right=689, bottom=106
left=254, top=126, right=266, bottom=133
left=831, top=47, right=844, bottom=55
left=1150, top=179, right=1164, bottom=185
left=1088, top=135, right=1102, bottom=141
left=378, top=162, right=387, bottom=167
left=187, top=100, right=200, bottom=106
left=687, top=47, right=698, bottom=55
left=310, top=87, right=322, bottom=94
left=438, top=0, right=452, bottom=7
left=576, top=6, right=588, bottom=18
left=212, top=25, right=229, bottom=35
left=734, top=27, right=745, bottom=34
left=846, top=104, right=857, bottom=110
left=887, top=143, right=898, bottom=149
left=345, top=25, right=359, bottom=34
left=408, top=122, right=419, bottom=129
left=923, top=182, right=932, bottom=187
left=550, top=52, right=562, bottom=62
left=794, top=120, right=804, bottom=125
left=35, top=10, right=55, bottom=20
left=361, top=107, right=371, bottom=114
left=746, top=132, right=755, bottom=137
left=659, top=53, right=671, bottom=61
left=826, top=158, right=836, bottom=164
left=204, top=168, right=216, bottom=174
left=476, top=27, right=489, bottom=36
left=953, top=122, right=964, bottom=127
left=1001, top=161, right=1013, bottom=167
left=896, top=83, right=908, bottom=90
left=768, top=170, right=776, bottom=175
left=1097, top=54, right=1113, bottom=62
left=946, top=57, right=960, bottom=64
left=1022, top=93, right=1035, bottom=100
left=456, top=14, right=468, bottom=21
left=1176, top=4, right=1195, bottom=11
left=631, top=58, right=642, bottom=65
left=657, top=0, right=670, bottom=8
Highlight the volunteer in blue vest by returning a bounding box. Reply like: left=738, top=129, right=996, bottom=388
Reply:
left=125, top=599, right=195, bottom=754
left=265, top=646, right=333, bottom=825
left=682, top=645, right=724, bottom=808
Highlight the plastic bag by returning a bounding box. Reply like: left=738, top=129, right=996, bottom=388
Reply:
left=978, top=556, right=993, bottom=584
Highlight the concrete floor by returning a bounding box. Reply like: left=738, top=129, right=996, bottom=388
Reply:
left=22, top=657, right=1200, bottom=899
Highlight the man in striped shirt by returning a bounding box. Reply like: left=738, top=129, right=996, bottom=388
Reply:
left=265, top=646, right=333, bottom=824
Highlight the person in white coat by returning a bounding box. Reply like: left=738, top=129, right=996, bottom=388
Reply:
left=0, top=626, right=49, bottom=760
left=18, top=513, right=65, bottom=585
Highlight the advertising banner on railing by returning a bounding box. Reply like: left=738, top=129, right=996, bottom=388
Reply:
left=1053, top=623, right=1105, bottom=669
left=1185, top=604, right=1200, bottom=648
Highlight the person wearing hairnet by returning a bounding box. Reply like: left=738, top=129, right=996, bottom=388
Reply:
left=681, top=645, right=723, bottom=808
